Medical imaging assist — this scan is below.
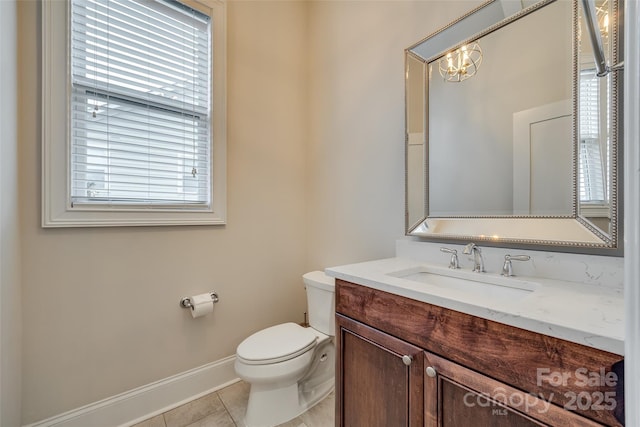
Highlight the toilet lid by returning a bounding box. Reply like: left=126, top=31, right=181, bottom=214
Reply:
left=237, top=322, right=318, bottom=364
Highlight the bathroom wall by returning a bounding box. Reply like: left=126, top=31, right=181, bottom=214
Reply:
left=306, top=0, right=483, bottom=270
left=17, top=0, right=488, bottom=423
left=14, top=0, right=633, bottom=424
left=1, top=1, right=22, bottom=425
left=18, top=1, right=309, bottom=423
left=304, top=0, right=622, bottom=267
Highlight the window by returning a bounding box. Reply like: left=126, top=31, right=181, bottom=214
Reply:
left=42, top=0, right=226, bottom=227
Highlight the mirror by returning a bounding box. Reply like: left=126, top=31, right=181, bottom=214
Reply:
left=405, top=0, right=622, bottom=254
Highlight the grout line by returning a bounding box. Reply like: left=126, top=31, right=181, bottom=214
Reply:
left=216, top=390, right=239, bottom=427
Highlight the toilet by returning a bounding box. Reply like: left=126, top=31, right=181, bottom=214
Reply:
left=234, top=271, right=335, bottom=427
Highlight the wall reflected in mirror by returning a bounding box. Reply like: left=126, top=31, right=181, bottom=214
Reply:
left=427, top=0, right=572, bottom=217
left=406, top=54, right=427, bottom=229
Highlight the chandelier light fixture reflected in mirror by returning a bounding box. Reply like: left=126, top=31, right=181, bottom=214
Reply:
left=580, top=0, right=622, bottom=77
left=580, top=0, right=611, bottom=52
left=596, top=0, right=610, bottom=51
left=438, top=42, right=483, bottom=82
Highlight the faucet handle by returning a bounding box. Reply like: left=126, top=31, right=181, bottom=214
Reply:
left=462, top=242, right=478, bottom=255
left=501, top=254, right=531, bottom=277
left=440, top=247, right=459, bottom=269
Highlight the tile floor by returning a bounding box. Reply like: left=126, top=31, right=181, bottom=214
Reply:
left=131, top=380, right=335, bottom=427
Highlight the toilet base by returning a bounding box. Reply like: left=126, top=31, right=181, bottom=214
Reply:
left=244, top=379, right=334, bottom=427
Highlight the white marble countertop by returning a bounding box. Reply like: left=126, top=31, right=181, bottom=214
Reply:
left=326, top=257, right=624, bottom=355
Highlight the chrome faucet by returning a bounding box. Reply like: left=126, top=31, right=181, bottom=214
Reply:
left=440, top=247, right=459, bottom=269
left=463, top=243, right=484, bottom=272
left=501, top=254, right=531, bottom=277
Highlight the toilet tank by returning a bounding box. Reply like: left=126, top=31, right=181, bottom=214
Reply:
left=303, top=271, right=335, bottom=336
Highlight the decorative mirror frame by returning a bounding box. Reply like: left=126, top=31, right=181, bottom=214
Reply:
left=404, top=0, right=623, bottom=255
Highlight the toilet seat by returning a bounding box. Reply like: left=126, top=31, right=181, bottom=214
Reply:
left=237, top=322, right=318, bottom=365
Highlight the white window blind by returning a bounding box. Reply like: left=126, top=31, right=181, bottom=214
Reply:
left=70, top=0, right=211, bottom=207
left=578, top=69, right=607, bottom=203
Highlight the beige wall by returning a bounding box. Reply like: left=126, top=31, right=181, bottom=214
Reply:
left=306, top=0, right=481, bottom=269
left=1, top=1, right=22, bottom=425
left=18, top=1, right=309, bottom=423
left=14, top=0, right=520, bottom=424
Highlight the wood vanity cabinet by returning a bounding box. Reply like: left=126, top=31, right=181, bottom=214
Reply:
left=337, top=314, right=424, bottom=426
left=335, top=279, right=624, bottom=427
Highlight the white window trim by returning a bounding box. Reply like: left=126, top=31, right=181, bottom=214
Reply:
left=42, top=0, right=227, bottom=227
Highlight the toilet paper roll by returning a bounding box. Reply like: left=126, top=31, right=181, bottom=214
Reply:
left=190, top=293, right=215, bottom=318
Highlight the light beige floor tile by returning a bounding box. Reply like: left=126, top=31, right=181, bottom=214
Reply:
left=218, top=380, right=250, bottom=425
left=300, top=391, right=335, bottom=427
left=130, top=414, right=167, bottom=427
left=163, top=392, right=227, bottom=427
left=214, top=380, right=333, bottom=427
left=275, top=417, right=307, bottom=427
left=183, top=409, right=236, bottom=427
left=218, top=381, right=312, bottom=427
left=130, top=379, right=334, bottom=427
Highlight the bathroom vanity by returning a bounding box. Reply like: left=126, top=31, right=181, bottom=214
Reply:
left=328, top=258, right=624, bottom=427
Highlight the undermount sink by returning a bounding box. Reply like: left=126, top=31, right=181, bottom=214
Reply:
left=387, top=265, right=539, bottom=303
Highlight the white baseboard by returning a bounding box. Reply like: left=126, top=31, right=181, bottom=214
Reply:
left=23, top=356, right=239, bottom=427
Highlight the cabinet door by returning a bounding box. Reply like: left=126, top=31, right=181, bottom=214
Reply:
left=336, top=314, right=424, bottom=427
left=424, top=351, right=603, bottom=427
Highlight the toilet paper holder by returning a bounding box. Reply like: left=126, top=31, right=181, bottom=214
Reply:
left=180, top=292, right=219, bottom=309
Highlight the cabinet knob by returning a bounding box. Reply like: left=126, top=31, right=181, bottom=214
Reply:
left=426, top=366, right=437, bottom=377
left=402, top=355, right=413, bottom=366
